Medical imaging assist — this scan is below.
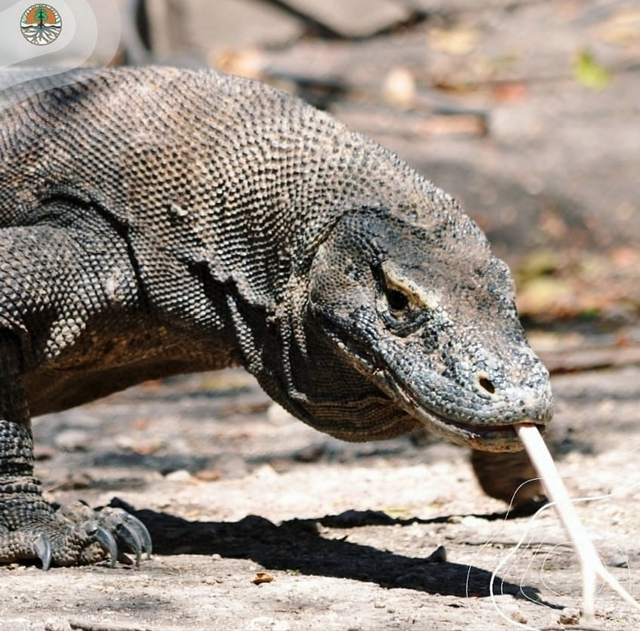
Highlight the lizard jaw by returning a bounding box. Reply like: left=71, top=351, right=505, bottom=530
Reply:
left=354, top=347, right=540, bottom=452
left=316, top=321, right=549, bottom=452
left=379, top=374, right=530, bottom=453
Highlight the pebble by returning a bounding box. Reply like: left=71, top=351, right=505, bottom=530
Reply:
left=165, top=469, right=193, bottom=482
left=608, top=552, right=629, bottom=568
left=382, top=67, right=417, bottom=109
left=54, top=429, right=91, bottom=452
left=558, top=608, right=581, bottom=625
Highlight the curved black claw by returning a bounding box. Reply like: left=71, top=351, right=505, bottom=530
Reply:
left=94, top=507, right=153, bottom=566
left=117, top=522, right=143, bottom=566
left=0, top=502, right=154, bottom=569
left=93, top=526, right=118, bottom=568
left=34, top=534, right=52, bottom=571
left=124, top=514, right=152, bottom=559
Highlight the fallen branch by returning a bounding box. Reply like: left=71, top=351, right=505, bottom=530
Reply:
left=69, top=619, right=153, bottom=631
left=539, top=345, right=640, bottom=375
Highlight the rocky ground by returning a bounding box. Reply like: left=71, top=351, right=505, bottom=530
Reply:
left=2, top=0, right=640, bottom=629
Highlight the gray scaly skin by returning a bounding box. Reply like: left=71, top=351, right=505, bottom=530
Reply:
left=0, top=67, right=553, bottom=568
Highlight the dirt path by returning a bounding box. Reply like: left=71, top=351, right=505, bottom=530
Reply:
left=2, top=359, right=639, bottom=631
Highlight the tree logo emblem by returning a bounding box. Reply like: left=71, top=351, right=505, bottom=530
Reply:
left=20, top=4, right=62, bottom=46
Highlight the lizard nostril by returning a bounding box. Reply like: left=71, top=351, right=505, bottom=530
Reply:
left=478, top=375, right=496, bottom=394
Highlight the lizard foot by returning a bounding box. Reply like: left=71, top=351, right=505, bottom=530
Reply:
left=0, top=501, right=152, bottom=570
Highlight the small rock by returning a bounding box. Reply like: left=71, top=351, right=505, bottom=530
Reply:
left=194, top=469, right=222, bottom=482
left=294, top=443, right=326, bottom=463
left=508, top=607, right=527, bottom=625
left=202, top=576, right=221, bottom=585
left=382, top=67, right=417, bottom=109
left=608, top=552, right=629, bottom=568
left=251, top=463, right=279, bottom=482
left=558, top=608, right=581, bottom=625
left=165, top=469, right=193, bottom=482
left=54, top=429, right=91, bottom=452
left=269, top=458, right=292, bottom=473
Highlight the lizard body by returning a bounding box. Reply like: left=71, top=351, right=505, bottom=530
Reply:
left=0, top=67, right=552, bottom=567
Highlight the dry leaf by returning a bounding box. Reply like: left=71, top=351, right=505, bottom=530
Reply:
left=252, top=571, right=274, bottom=585
left=429, top=25, right=480, bottom=55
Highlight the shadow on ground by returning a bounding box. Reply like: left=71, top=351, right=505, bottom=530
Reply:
left=118, top=500, right=560, bottom=607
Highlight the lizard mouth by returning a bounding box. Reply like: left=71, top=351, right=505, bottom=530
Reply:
left=426, top=415, right=539, bottom=452
left=381, top=376, right=528, bottom=452
left=341, top=339, right=535, bottom=452
left=317, top=319, right=538, bottom=452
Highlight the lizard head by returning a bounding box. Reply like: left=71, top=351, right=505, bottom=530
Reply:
left=305, top=207, right=553, bottom=452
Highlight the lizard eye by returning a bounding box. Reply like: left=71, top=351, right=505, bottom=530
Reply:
left=385, top=288, right=410, bottom=313
left=375, top=261, right=435, bottom=335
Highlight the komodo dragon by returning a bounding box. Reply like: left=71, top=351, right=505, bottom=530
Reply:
left=0, top=66, right=553, bottom=569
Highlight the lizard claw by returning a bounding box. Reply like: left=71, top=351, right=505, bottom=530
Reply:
left=123, top=513, right=153, bottom=560
left=92, top=525, right=118, bottom=568
left=95, top=507, right=153, bottom=564
left=1, top=502, right=153, bottom=569
left=117, top=521, right=143, bottom=566
left=34, top=533, right=52, bottom=571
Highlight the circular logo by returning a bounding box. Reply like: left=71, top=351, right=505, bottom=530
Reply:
left=20, top=4, right=62, bottom=46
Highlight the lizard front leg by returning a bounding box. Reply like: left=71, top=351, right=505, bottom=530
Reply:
left=0, top=331, right=150, bottom=568
left=0, top=331, right=151, bottom=568
left=0, top=210, right=153, bottom=568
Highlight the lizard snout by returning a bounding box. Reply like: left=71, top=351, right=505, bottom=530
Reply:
left=450, top=341, right=554, bottom=429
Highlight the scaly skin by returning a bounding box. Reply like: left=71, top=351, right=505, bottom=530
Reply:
left=0, top=67, right=553, bottom=567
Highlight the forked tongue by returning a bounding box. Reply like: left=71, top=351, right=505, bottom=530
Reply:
left=515, top=423, right=640, bottom=622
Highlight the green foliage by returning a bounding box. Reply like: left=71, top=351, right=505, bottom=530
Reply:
left=573, top=49, right=611, bottom=89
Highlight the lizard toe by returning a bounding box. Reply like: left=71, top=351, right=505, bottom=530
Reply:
left=0, top=501, right=153, bottom=569
left=34, top=533, right=52, bottom=571
left=90, top=525, right=118, bottom=568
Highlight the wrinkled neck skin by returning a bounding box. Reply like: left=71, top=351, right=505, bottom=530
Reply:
left=254, top=207, right=553, bottom=453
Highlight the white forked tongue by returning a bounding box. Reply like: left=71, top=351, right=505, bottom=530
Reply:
left=515, top=423, right=640, bottom=622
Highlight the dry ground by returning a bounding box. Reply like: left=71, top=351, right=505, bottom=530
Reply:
left=2, top=347, right=640, bottom=631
